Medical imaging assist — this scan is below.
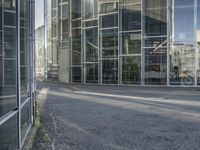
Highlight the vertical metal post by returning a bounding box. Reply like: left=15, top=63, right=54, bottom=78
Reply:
left=16, top=0, right=21, bottom=148
left=141, top=0, right=145, bottom=85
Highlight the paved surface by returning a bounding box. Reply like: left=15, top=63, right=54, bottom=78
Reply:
left=32, top=80, right=200, bottom=150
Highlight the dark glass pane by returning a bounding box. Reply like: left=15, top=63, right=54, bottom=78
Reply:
left=102, top=59, right=118, bottom=84
left=84, top=28, right=98, bottom=62
left=85, top=64, right=98, bottom=83
left=144, top=0, right=167, bottom=36
left=119, top=3, right=141, bottom=31
left=4, top=28, right=16, bottom=58
left=0, top=115, right=18, bottom=150
left=4, top=11, right=16, bottom=26
left=20, top=0, right=29, bottom=103
left=71, top=0, right=81, bottom=19
left=72, top=67, right=81, bottom=83
left=122, top=56, right=141, bottom=84
left=101, top=29, right=118, bottom=59
left=145, top=48, right=167, bottom=85
left=21, top=100, right=31, bottom=141
left=100, top=14, right=118, bottom=28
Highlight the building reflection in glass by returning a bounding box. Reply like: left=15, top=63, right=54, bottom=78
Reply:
left=170, top=0, right=195, bottom=86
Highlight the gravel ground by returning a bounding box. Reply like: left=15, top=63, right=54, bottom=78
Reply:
left=32, top=80, right=200, bottom=150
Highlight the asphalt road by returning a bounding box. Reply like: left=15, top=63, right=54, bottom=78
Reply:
left=32, top=80, right=200, bottom=150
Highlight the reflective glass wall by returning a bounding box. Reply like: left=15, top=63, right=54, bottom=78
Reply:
left=52, top=0, right=200, bottom=87
left=119, top=0, right=142, bottom=85
left=0, top=0, right=35, bottom=149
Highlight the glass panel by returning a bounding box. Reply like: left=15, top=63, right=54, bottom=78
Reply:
left=0, top=0, right=17, bottom=118
left=119, top=3, right=141, bottom=31
left=120, top=32, right=141, bottom=54
left=72, top=67, right=81, bottom=83
left=84, top=27, right=98, bottom=62
left=144, top=0, right=167, bottom=36
left=102, top=59, right=118, bottom=84
left=170, top=0, right=195, bottom=86
left=101, top=29, right=118, bottom=59
left=100, top=2, right=118, bottom=14
left=82, top=0, right=98, bottom=19
left=4, top=11, right=16, bottom=26
left=72, top=29, right=81, bottom=65
left=144, top=37, right=167, bottom=47
left=100, top=13, right=118, bottom=28
left=85, top=64, right=98, bottom=83
left=0, top=114, right=18, bottom=150
left=20, top=0, right=29, bottom=102
left=145, top=48, right=167, bottom=85
left=21, top=100, right=31, bottom=141
left=122, top=56, right=141, bottom=84
left=71, top=0, right=81, bottom=19
left=170, top=45, right=196, bottom=86
left=4, top=28, right=16, bottom=58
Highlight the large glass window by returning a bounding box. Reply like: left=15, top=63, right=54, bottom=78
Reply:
left=21, top=101, right=31, bottom=141
left=170, top=0, right=195, bottom=86
left=72, top=67, right=81, bottom=83
left=85, top=64, right=98, bottom=83
left=144, top=0, right=167, bottom=36
left=84, top=27, right=98, bottom=62
left=119, top=3, right=141, bottom=31
left=0, top=0, right=17, bottom=118
left=120, top=32, right=141, bottom=55
left=100, top=14, right=118, bottom=28
left=0, top=115, right=18, bottom=150
left=72, top=29, right=81, bottom=65
left=20, top=0, right=29, bottom=103
left=71, top=0, right=81, bottom=19
left=122, top=56, right=141, bottom=84
left=102, top=59, right=118, bottom=84
left=101, top=29, right=118, bottom=59
left=144, top=48, right=167, bottom=85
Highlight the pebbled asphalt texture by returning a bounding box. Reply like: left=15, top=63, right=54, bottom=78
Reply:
left=32, top=80, right=200, bottom=150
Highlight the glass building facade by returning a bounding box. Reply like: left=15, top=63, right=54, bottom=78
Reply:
left=0, top=0, right=35, bottom=149
left=44, top=0, right=70, bottom=81
left=45, top=0, right=200, bottom=87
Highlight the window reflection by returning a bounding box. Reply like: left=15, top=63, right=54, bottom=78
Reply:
left=85, top=64, right=98, bottom=83
left=101, top=29, right=118, bottom=59
left=122, top=56, right=141, bottom=84
left=121, top=32, right=141, bottom=55
left=144, top=0, right=167, bottom=36
left=0, top=0, right=17, bottom=118
left=119, top=3, right=141, bottom=31
left=84, top=28, right=98, bottom=62
left=145, top=48, right=167, bottom=85
left=102, top=60, right=118, bottom=84
left=170, top=0, right=195, bottom=86
left=0, top=115, right=18, bottom=150
left=72, top=67, right=81, bottom=83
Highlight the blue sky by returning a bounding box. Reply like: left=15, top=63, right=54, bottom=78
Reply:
left=35, top=0, right=44, bottom=29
